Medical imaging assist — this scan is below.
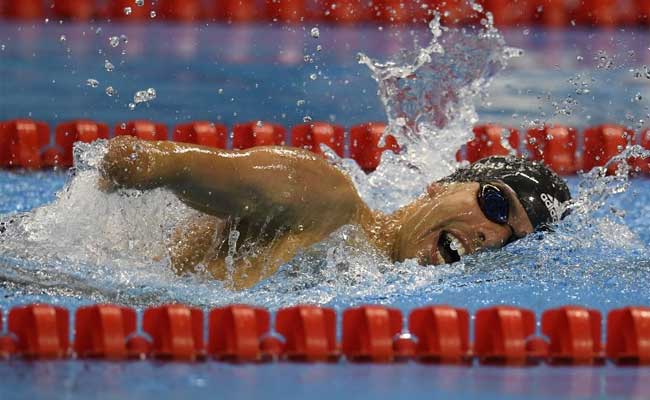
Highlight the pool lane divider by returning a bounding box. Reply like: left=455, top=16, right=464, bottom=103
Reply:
left=0, top=304, right=649, bottom=365
left=1, top=0, right=650, bottom=27
left=1, top=118, right=648, bottom=176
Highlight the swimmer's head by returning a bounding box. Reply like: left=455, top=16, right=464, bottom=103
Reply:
left=394, top=156, right=571, bottom=265
left=440, top=156, right=572, bottom=230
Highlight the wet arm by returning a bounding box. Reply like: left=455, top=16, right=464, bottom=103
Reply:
left=102, top=136, right=366, bottom=234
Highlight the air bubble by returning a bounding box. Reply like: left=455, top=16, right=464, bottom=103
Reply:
left=150, top=11, right=157, bottom=18
left=135, top=0, right=144, bottom=6
left=296, top=99, right=305, bottom=106
left=128, top=102, right=136, bottom=110
left=124, top=7, right=132, bottom=15
left=309, top=73, right=317, bottom=80
left=104, top=59, right=114, bottom=72
left=86, top=79, right=99, bottom=88
left=310, top=27, right=320, bottom=39
left=105, top=86, right=116, bottom=96
left=109, top=36, right=120, bottom=47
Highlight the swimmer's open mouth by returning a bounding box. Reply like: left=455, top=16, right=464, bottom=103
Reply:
left=436, top=231, right=467, bottom=264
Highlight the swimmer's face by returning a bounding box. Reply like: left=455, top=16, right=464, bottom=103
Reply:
left=395, top=182, right=535, bottom=265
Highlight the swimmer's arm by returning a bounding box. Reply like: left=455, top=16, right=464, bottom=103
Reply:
left=102, top=136, right=368, bottom=234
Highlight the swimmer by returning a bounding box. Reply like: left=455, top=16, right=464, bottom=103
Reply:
left=101, top=136, right=571, bottom=289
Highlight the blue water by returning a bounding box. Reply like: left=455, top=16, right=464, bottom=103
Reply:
left=1, top=21, right=650, bottom=400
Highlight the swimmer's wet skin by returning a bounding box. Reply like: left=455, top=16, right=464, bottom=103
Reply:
left=101, top=136, right=571, bottom=289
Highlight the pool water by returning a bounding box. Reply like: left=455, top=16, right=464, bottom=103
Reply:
left=1, top=19, right=650, bottom=400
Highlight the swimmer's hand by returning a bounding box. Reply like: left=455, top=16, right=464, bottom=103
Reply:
left=99, top=136, right=174, bottom=191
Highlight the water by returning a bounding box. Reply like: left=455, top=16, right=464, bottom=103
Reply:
left=0, top=16, right=649, bottom=315
left=2, top=9, right=650, bottom=400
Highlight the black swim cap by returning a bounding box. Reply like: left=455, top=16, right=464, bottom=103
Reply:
left=441, top=156, right=571, bottom=229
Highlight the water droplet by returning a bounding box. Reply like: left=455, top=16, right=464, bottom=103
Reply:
left=217, top=88, right=223, bottom=94
left=310, top=27, right=320, bottom=39
left=59, top=34, right=66, bottom=43
left=86, top=78, right=99, bottom=88
left=108, top=36, right=120, bottom=47
left=104, top=59, right=114, bottom=72
left=309, top=73, right=317, bottom=80
left=523, top=29, right=530, bottom=36
left=255, top=120, right=263, bottom=128
left=634, top=92, right=643, bottom=102
left=123, top=7, right=132, bottom=15
left=133, top=87, right=157, bottom=104
left=135, top=0, right=144, bottom=6
left=105, top=86, right=116, bottom=96
left=576, top=55, right=583, bottom=61
left=316, top=44, right=322, bottom=52
left=0, top=44, right=5, bottom=51
left=128, top=102, right=136, bottom=110
left=150, top=11, right=157, bottom=18
left=296, top=99, right=305, bottom=106
left=120, top=34, right=128, bottom=45
left=303, top=115, right=312, bottom=123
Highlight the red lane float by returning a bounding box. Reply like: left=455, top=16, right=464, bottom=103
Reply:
left=465, top=124, right=520, bottom=163
left=291, top=122, right=345, bottom=157
left=533, top=0, right=569, bottom=27
left=0, top=310, right=16, bottom=357
left=0, top=119, right=49, bottom=169
left=542, top=306, right=603, bottom=365
left=213, top=0, right=258, bottom=22
left=266, top=0, right=306, bottom=23
left=1, top=0, right=44, bottom=19
left=0, top=303, right=649, bottom=365
left=639, top=0, right=650, bottom=24
left=349, top=122, right=399, bottom=172
left=633, top=128, right=650, bottom=174
left=276, top=305, right=338, bottom=362
left=142, top=305, right=204, bottom=361
left=115, top=120, right=168, bottom=141
left=8, top=304, right=69, bottom=359
left=342, top=305, right=403, bottom=362
left=109, top=0, right=153, bottom=20
left=474, top=306, right=537, bottom=365
left=74, top=305, right=137, bottom=359
left=408, top=305, right=470, bottom=363
left=606, top=307, right=650, bottom=365
left=483, top=0, right=533, bottom=27
left=583, top=124, right=634, bottom=174
left=232, top=121, right=286, bottom=150
left=373, top=0, right=413, bottom=24
left=158, top=0, right=203, bottom=22
left=322, top=0, right=367, bottom=23
left=173, top=121, right=227, bottom=149
left=52, top=0, right=96, bottom=20
left=577, top=0, right=619, bottom=27
left=208, top=305, right=270, bottom=362
left=53, top=120, right=110, bottom=168
left=526, top=125, right=577, bottom=175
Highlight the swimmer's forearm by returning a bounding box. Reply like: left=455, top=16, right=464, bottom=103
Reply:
left=103, top=136, right=365, bottom=232
left=164, top=143, right=363, bottom=231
